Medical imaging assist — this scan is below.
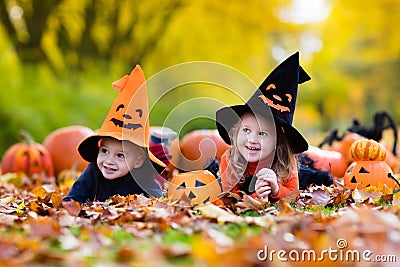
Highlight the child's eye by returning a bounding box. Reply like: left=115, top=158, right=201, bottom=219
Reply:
left=100, top=147, right=108, bottom=154
left=117, top=153, right=125, bottom=159
left=259, top=132, right=268, bottom=137
left=242, top=128, right=251, bottom=134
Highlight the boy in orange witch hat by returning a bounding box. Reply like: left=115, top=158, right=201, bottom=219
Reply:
left=63, top=66, right=166, bottom=204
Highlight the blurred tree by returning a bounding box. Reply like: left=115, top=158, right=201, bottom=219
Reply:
left=0, top=0, right=183, bottom=74
left=303, top=0, right=400, bottom=132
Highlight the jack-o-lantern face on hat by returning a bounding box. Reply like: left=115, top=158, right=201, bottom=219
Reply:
left=259, top=83, right=292, bottom=113
left=77, top=65, right=166, bottom=171
left=95, top=66, right=151, bottom=149
left=110, top=103, right=143, bottom=131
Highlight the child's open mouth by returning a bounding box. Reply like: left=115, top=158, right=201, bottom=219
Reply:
left=245, top=145, right=260, bottom=151
left=103, top=165, right=117, bottom=172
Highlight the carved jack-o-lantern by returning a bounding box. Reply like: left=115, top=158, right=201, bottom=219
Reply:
left=1, top=131, right=54, bottom=177
left=344, top=139, right=395, bottom=189
left=344, top=161, right=395, bottom=189
left=167, top=170, right=222, bottom=205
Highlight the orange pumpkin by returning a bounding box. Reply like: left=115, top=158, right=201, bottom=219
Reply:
left=1, top=131, right=54, bottom=177
left=167, top=170, right=222, bottom=206
left=344, top=139, right=395, bottom=189
left=350, top=139, right=386, bottom=161
left=43, top=125, right=94, bottom=175
left=304, top=146, right=349, bottom=178
left=178, top=129, right=229, bottom=171
left=343, top=161, right=395, bottom=189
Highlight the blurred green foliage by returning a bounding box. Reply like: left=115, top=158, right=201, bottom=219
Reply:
left=0, top=0, right=399, bottom=157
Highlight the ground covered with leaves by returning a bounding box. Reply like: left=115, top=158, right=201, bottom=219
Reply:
left=0, top=173, right=400, bottom=267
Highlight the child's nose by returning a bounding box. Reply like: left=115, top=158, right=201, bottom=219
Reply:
left=104, top=155, right=114, bottom=164
left=248, top=133, right=259, bottom=142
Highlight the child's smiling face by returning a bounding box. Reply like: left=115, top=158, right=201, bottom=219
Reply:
left=97, top=137, right=146, bottom=180
left=236, top=112, right=276, bottom=163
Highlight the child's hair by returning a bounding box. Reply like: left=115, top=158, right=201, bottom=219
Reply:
left=228, top=113, right=296, bottom=186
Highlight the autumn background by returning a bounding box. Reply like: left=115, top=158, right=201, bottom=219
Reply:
left=0, top=0, right=399, bottom=155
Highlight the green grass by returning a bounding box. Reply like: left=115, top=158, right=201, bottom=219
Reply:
left=300, top=204, right=343, bottom=216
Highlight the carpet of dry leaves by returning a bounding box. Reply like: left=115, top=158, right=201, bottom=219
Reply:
left=1, top=172, right=400, bottom=267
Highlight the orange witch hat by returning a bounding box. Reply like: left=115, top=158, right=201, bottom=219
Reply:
left=77, top=65, right=166, bottom=170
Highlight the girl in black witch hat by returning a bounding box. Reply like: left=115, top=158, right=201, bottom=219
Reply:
left=216, top=52, right=311, bottom=201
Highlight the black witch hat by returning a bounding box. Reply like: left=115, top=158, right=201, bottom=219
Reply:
left=216, top=52, right=311, bottom=154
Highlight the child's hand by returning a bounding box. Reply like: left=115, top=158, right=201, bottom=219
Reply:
left=254, top=178, right=271, bottom=202
left=255, top=168, right=279, bottom=201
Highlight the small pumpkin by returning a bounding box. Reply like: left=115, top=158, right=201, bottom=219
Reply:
left=178, top=129, right=229, bottom=171
left=1, top=131, right=54, bottom=177
left=350, top=139, right=386, bottom=161
left=43, top=125, right=94, bottom=175
left=167, top=170, right=222, bottom=206
left=344, top=139, right=395, bottom=189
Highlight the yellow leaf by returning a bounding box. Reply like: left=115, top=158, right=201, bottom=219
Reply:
left=15, top=208, right=24, bottom=214
left=18, top=201, right=26, bottom=209
left=191, top=236, right=220, bottom=264
left=31, top=186, right=48, bottom=199
left=195, top=203, right=243, bottom=224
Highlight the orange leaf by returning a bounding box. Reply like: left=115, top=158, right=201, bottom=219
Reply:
left=235, top=194, right=264, bottom=211
left=29, top=216, right=61, bottom=238
left=62, top=200, right=81, bottom=216
left=277, top=199, right=295, bottom=216
left=28, top=201, right=44, bottom=214
left=51, top=193, right=63, bottom=209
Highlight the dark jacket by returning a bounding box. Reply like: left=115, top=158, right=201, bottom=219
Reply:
left=63, top=161, right=163, bottom=204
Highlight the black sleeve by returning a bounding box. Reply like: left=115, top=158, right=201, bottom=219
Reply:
left=62, top=163, right=97, bottom=204
left=131, top=160, right=163, bottom=198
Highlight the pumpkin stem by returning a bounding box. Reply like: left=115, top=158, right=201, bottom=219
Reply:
left=388, top=173, right=400, bottom=187
left=19, top=130, right=36, bottom=144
